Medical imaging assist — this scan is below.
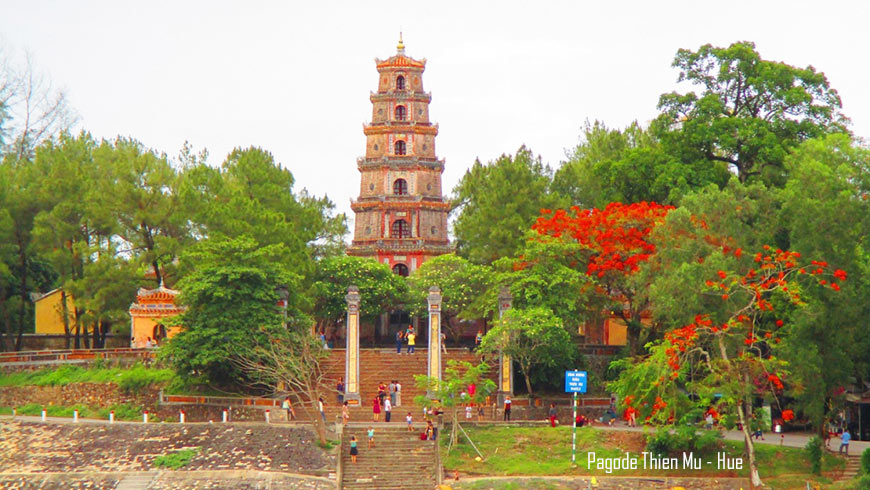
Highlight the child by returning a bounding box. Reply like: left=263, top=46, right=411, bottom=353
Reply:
left=477, top=404, right=485, bottom=422
left=406, top=412, right=414, bottom=432
left=349, top=435, right=358, bottom=463
left=466, top=404, right=472, bottom=420
left=367, top=427, right=375, bottom=448
left=342, top=401, right=350, bottom=425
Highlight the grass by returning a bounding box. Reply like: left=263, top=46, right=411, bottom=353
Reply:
left=152, top=448, right=199, bottom=469
left=0, top=363, right=175, bottom=392
left=440, top=425, right=844, bottom=481
left=2, top=402, right=146, bottom=421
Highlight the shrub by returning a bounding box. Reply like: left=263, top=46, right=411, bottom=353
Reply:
left=645, top=424, right=722, bottom=457
left=805, top=436, right=823, bottom=475
left=862, top=447, right=870, bottom=475
left=152, top=448, right=199, bottom=469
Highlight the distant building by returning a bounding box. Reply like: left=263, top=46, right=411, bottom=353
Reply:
left=33, top=288, right=74, bottom=334
left=128, top=282, right=186, bottom=348
left=347, top=35, right=452, bottom=275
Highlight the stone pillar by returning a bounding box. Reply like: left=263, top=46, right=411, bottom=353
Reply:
left=344, top=286, right=361, bottom=404
left=427, top=286, right=443, bottom=394
left=497, top=286, right=514, bottom=403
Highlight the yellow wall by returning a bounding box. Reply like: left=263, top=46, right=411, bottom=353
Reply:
left=605, top=318, right=628, bottom=346
left=132, top=316, right=182, bottom=348
left=34, top=289, right=75, bottom=334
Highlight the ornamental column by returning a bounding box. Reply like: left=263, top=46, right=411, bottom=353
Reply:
left=344, top=286, right=361, bottom=404
left=427, top=286, right=443, bottom=394
left=497, top=286, right=514, bottom=402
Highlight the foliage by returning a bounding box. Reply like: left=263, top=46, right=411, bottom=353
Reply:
left=610, top=241, right=845, bottom=487
left=862, top=447, right=870, bottom=475
left=645, top=424, right=722, bottom=458
left=152, top=448, right=199, bottom=469
left=407, top=254, right=494, bottom=341
left=0, top=363, right=174, bottom=390
left=480, top=236, right=595, bottom=335
left=656, top=41, right=848, bottom=187
left=232, top=328, right=332, bottom=445
left=162, top=236, right=303, bottom=387
left=532, top=201, right=674, bottom=354
left=311, top=254, right=407, bottom=329
left=414, top=360, right=496, bottom=451
left=478, top=307, right=575, bottom=395
left=553, top=120, right=729, bottom=208
left=451, top=146, right=567, bottom=264
left=805, top=436, right=823, bottom=475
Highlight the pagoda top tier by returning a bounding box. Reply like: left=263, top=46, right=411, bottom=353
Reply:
left=375, top=33, right=426, bottom=70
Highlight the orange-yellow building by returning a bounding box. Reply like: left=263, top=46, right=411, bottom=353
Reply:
left=33, top=288, right=75, bottom=334
left=128, top=283, right=185, bottom=347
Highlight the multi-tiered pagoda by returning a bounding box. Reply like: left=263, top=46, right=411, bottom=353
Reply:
left=347, top=36, right=451, bottom=274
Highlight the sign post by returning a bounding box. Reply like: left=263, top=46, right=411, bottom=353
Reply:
left=564, top=370, right=587, bottom=465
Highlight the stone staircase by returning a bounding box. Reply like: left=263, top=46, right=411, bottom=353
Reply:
left=839, top=453, right=862, bottom=481
left=323, top=348, right=494, bottom=408
left=339, top=423, right=438, bottom=489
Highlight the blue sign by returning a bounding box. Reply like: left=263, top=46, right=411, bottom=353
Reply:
left=564, top=370, right=587, bottom=393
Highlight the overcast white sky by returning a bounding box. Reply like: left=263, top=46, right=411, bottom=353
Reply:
left=3, top=1, right=869, bottom=237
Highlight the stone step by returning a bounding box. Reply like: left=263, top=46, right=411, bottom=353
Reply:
left=115, top=474, right=156, bottom=490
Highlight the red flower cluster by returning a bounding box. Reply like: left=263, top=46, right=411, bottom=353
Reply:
left=782, top=409, right=795, bottom=422
left=533, top=202, right=673, bottom=278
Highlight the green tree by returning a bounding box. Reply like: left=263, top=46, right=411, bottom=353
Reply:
left=162, top=236, right=305, bottom=387
left=479, top=307, right=575, bottom=396
left=93, top=138, right=189, bottom=287
left=554, top=120, right=728, bottom=207
left=310, top=255, right=407, bottom=335
left=414, top=360, right=496, bottom=451
left=656, top=41, right=848, bottom=187
left=407, top=254, right=494, bottom=344
left=451, top=146, right=566, bottom=264
left=776, top=134, right=870, bottom=433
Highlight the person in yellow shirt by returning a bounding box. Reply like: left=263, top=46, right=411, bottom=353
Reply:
left=407, top=331, right=416, bottom=354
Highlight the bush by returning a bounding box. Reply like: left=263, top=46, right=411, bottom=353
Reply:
left=97, top=403, right=145, bottom=421
left=152, top=448, right=199, bottom=469
left=0, top=363, right=175, bottom=391
left=805, top=435, right=823, bottom=475
left=645, top=424, right=722, bottom=457
left=862, top=447, right=870, bottom=475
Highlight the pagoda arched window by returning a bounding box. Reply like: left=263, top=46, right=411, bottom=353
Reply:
left=392, top=263, right=409, bottom=276
left=396, top=75, right=405, bottom=90
left=395, top=105, right=406, bottom=121
left=391, top=219, right=411, bottom=238
left=394, top=140, right=406, bottom=155
left=393, top=178, right=408, bottom=195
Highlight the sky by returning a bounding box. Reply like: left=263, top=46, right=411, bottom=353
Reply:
left=2, top=1, right=869, bottom=237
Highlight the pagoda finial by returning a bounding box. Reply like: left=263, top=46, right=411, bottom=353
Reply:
left=397, top=32, right=405, bottom=54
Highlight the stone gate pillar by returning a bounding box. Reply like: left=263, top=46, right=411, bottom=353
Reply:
left=427, top=286, right=443, bottom=394
left=344, top=286, right=361, bottom=404
left=497, top=286, right=514, bottom=402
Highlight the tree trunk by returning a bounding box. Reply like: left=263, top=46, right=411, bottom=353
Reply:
left=15, top=234, right=29, bottom=352
left=523, top=370, right=533, bottom=397
left=60, top=290, right=72, bottom=349
left=626, top=319, right=643, bottom=357
left=737, top=402, right=763, bottom=488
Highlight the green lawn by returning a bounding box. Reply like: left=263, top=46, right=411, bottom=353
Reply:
left=440, top=425, right=843, bottom=484
left=0, top=363, right=174, bottom=392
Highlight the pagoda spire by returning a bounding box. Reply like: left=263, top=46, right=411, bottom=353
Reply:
left=397, top=32, right=405, bottom=54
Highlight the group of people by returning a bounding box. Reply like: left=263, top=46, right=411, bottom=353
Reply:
left=372, top=380, right=402, bottom=421
left=395, top=325, right=416, bottom=354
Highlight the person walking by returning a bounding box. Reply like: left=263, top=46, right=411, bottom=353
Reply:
left=318, top=397, right=326, bottom=423
left=349, top=435, right=358, bottom=463
left=342, top=401, right=350, bottom=425
left=839, top=429, right=851, bottom=454
left=407, top=330, right=416, bottom=354
left=395, top=381, right=402, bottom=407
left=406, top=412, right=414, bottom=432
left=503, top=396, right=512, bottom=421
left=389, top=380, right=397, bottom=406
left=378, top=382, right=387, bottom=406
left=372, top=396, right=381, bottom=422
left=549, top=403, right=558, bottom=427
left=367, top=427, right=375, bottom=448
left=395, top=330, right=404, bottom=354
left=384, top=397, right=392, bottom=422
left=337, top=377, right=345, bottom=405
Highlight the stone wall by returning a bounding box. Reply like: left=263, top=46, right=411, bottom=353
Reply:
left=6, top=334, right=129, bottom=351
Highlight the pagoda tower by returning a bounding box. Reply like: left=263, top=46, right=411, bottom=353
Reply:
left=348, top=36, right=451, bottom=274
